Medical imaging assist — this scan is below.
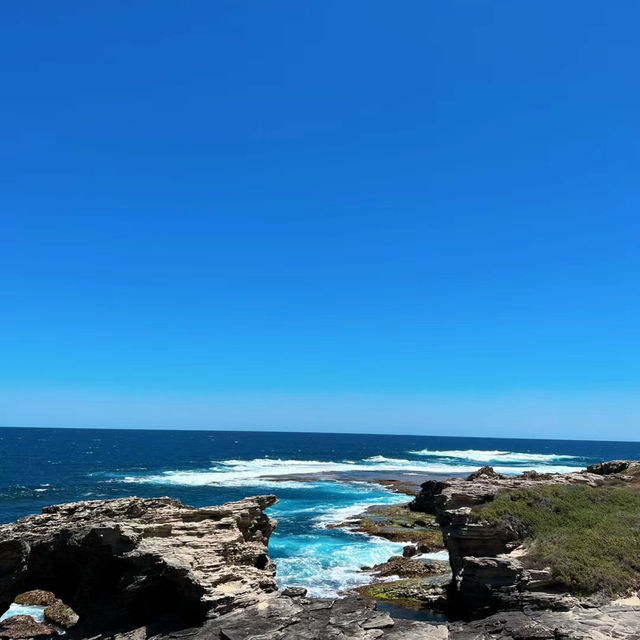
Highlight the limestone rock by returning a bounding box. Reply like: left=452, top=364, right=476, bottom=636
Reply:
left=0, top=616, right=55, bottom=640
left=12, top=593, right=56, bottom=608
left=409, top=461, right=640, bottom=616
left=43, top=600, right=78, bottom=629
left=0, top=496, right=278, bottom=635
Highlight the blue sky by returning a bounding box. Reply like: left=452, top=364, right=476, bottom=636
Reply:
left=1, top=1, right=639, bottom=439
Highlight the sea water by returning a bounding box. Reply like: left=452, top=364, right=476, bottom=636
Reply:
left=2, top=427, right=638, bottom=597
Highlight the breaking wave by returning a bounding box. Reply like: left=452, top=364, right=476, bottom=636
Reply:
left=272, top=532, right=406, bottom=598
left=115, top=452, right=583, bottom=488
left=408, top=448, right=581, bottom=465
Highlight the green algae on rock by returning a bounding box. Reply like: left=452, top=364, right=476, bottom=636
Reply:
left=356, top=574, right=450, bottom=609
left=329, top=503, right=444, bottom=548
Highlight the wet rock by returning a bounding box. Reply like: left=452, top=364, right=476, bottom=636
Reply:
left=43, top=600, right=78, bottom=629
left=329, top=503, right=444, bottom=548
left=466, top=466, right=503, bottom=481
left=0, top=615, right=55, bottom=639
left=369, top=556, right=448, bottom=579
left=356, top=576, right=449, bottom=609
left=402, top=545, right=417, bottom=558
left=12, top=593, right=56, bottom=607
left=280, top=587, right=307, bottom=598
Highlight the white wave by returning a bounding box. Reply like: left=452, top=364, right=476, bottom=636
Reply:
left=273, top=533, right=405, bottom=598
left=313, top=494, right=407, bottom=528
left=409, top=448, right=580, bottom=464
left=114, top=454, right=583, bottom=488
left=0, top=603, right=46, bottom=623
left=120, top=471, right=319, bottom=490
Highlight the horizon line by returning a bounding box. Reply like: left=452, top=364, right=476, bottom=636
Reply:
left=1, top=423, right=638, bottom=445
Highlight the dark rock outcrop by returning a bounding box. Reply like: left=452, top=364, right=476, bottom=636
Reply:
left=448, top=603, right=640, bottom=639
left=95, top=594, right=449, bottom=640
left=587, top=459, right=640, bottom=476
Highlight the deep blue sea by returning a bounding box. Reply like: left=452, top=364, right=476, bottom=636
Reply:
left=2, top=427, right=638, bottom=598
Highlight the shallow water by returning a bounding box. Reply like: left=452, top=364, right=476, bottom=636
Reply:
left=0, top=603, right=46, bottom=623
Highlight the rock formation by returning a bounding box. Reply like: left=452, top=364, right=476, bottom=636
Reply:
left=0, top=496, right=278, bottom=636
left=1, top=463, right=639, bottom=640
left=409, top=461, right=640, bottom=617
left=0, top=496, right=451, bottom=640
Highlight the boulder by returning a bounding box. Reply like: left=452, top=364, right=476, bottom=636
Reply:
left=368, top=555, right=448, bottom=579
left=280, top=587, right=307, bottom=598
left=43, top=600, right=78, bottom=629
left=12, top=593, right=56, bottom=608
left=586, top=460, right=640, bottom=475
left=466, top=466, right=503, bottom=481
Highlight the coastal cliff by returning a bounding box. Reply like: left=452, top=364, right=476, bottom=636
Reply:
left=1, top=462, right=639, bottom=640
left=407, top=460, right=640, bottom=638
left=0, top=495, right=279, bottom=635
left=0, top=496, right=446, bottom=639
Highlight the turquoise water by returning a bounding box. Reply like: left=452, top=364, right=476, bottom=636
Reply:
left=0, top=603, right=47, bottom=623
left=2, top=427, right=635, bottom=597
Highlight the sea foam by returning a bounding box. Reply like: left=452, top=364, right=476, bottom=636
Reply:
left=408, top=448, right=580, bottom=464
left=118, top=453, right=583, bottom=488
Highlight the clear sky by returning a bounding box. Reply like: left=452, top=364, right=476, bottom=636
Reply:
left=1, top=1, right=639, bottom=440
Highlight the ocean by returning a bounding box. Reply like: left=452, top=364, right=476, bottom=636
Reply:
left=2, top=427, right=638, bottom=598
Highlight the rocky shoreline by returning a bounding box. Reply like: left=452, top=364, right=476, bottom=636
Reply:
left=1, top=461, right=639, bottom=639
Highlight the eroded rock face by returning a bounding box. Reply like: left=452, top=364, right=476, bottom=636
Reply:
left=43, top=601, right=79, bottom=629
left=409, top=463, right=638, bottom=616
left=587, top=459, right=640, bottom=476
left=0, top=496, right=278, bottom=635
